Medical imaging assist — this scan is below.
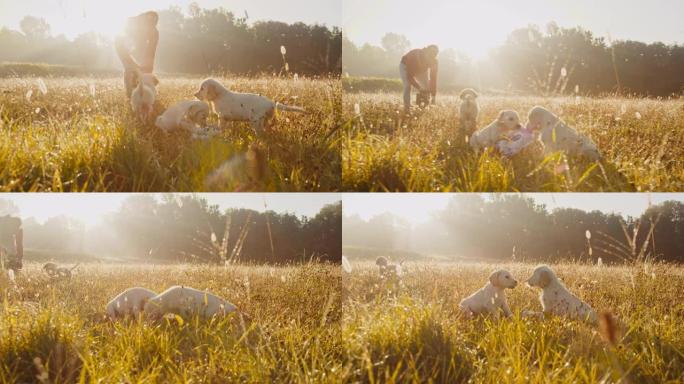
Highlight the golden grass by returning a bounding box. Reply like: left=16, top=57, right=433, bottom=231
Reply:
left=0, top=75, right=341, bottom=191
left=341, top=261, right=684, bottom=383
left=0, top=263, right=341, bottom=383
left=342, top=92, right=684, bottom=191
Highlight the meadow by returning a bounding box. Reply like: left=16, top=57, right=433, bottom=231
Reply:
left=0, top=262, right=342, bottom=383
left=342, top=260, right=684, bottom=383
left=0, top=72, right=341, bottom=192
left=342, top=88, right=684, bottom=192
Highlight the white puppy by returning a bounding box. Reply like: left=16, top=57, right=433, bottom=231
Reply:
left=469, top=110, right=522, bottom=151
left=155, top=100, right=210, bottom=133
left=144, top=285, right=237, bottom=319
left=459, top=269, right=517, bottom=318
left=526, top=106, right=600, bottom=160
left=194, top=78, right=305, bottom=135
left=130, top=72, right=158, bottom=122
left=375, top=256, right=402, bottom=279
left=526, top=265, right=597, bottom=323
left=106, top=287, right=157, bottom=319
left=459, top=88, right=479, bottom=136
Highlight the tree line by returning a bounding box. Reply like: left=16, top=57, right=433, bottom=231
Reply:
left=17, top=195, right=341, bottom=264
left=344, top=196, right=684, bottom=264
left=343, top=23, right=684, bottom=96
left=0, top=5, right=341, bottom=76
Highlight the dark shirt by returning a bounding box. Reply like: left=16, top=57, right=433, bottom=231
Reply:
left=401, top=48, right=439, bottom=95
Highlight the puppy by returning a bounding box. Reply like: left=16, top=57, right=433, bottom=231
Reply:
left=526, top=106, right=600, bottom=160
left=144, top=285, right=237, bottom=320
left=155, top=100, right=210, bottom=133
left=459, top=88, right=479, bottom=135
left=416, top=90, right=431, bottom=107
left=526, top=265, right=597, bottom=323
left=42, top=262, right=58, bottom=277
left=106, top=287, right=157, bottom=319
left=130, top=71, right=159, bottom=122
left=194, top=78, right=305, bottom=135
left=469, top=110, right=522, bottom=151
left=459, top=269, right=517, bottom=318
left=43, top=262, right=79, bottom=279
left=375, top=256, right=402, bottom=279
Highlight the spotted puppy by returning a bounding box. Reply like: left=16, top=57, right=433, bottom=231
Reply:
left=526, top=265, right=597, bottom=323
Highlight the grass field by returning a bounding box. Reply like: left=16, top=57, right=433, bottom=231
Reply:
left=0, top=262, right=342, bottom=383
left=342, top=261, right=684, bottom=383
left=342, top=89, right=684, bottom=192
left=0, top=74, right=341, bottom=192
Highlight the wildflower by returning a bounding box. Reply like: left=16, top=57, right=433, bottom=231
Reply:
left=560, top=67, right=567, bottom=78
left=280, top=45, right=287, bottom=55
left=26, top=89, right=33, bottom=101
left=554, top=162, right=570, bottom=175
left=37, top=78, right=47, bottom=95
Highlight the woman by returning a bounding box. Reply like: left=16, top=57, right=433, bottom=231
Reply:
left=399, top=45, right=439, bottom=113
left=115, top=11, right=159, bottom=98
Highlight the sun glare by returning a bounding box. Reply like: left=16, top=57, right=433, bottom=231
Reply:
left=48, top=2, right=151, bottom=40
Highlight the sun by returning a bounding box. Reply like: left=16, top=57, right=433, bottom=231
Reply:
left=55, top=1, right=152, bottom=40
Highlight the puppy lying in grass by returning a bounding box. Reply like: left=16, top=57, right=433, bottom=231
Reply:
left=525, top=265, right=598, bottom=323
left=106, top=287, right=157, bottom=319
left=144, top=285, right=237, bottom=320
left=194, top=78, right=306, bottom=136
left=155, top=100, right=211, bottom=134
left=375, top=256, right=402, bottom=279
left=469, top=110, right=523, bottom=151
left=460, top=269, right=518, bottom=318
left=130, top=71, right=159, bottom=122
left=526, top=106, right=601, bottom=161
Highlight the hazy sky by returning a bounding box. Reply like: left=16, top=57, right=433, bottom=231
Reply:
left=0, top=0, right=340, bottom=39
left=344, top=0, right=684, bottom=59
left=3, top=193, right=340, bottom=226
left=343, top=193, right=684, bottom=225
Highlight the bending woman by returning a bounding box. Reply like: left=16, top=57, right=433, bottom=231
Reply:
left=115, top=11, right=159, bottom=98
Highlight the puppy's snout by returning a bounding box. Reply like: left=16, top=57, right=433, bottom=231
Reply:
left=512, top=279, right=518, bottom=287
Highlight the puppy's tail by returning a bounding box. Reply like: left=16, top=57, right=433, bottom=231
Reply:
left=275, top=102, right=306, bottom=113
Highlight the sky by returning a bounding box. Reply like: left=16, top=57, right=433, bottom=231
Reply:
left=0, top=0, right=340, bottom=40
left=344, top=0, right=684, bottom=59
left=343, top=193, right=684, bottom=226
left=2, top=193, right=340, bottom=226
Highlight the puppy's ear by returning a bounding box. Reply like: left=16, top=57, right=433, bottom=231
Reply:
left=489, top=271, right=501, bottom=287
left=206, top=83, right=218, bottom=100
left=539, top=270, right=551, bottom=288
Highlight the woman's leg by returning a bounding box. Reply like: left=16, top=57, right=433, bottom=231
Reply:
left=115, top=36, right=139, bottom=98
left=399, top=62, right=412, bottom=112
